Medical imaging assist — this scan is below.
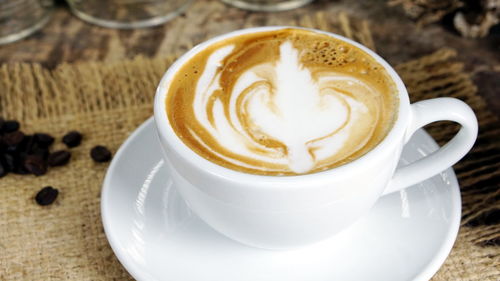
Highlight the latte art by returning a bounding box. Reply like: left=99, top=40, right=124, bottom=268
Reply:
left=166, top=29, right=398, bottom=175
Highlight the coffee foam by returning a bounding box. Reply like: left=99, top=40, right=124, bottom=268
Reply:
left=166, top=28, right=398, bottom=175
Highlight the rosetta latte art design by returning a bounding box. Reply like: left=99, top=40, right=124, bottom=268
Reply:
left=166, top=29, right=398, bottom=175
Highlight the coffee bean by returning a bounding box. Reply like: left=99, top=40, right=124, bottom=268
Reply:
left=12, top=153, right=30, bottom=175
left=35, top=186, right=58, bottom=206
left=34, top=133, right=55, bottom=148
left=0, top=162, right=7, bottom=178
left=5, top=144, right=20, bottom=154
left=0, top=121, right=79, bottom=180
left=48, top=150, right=71, bottom=167
left=62, top=131, right=82, bottom=148
left=0, top=118, right=77, bottom=180
left=2, top=154, right=14, bottom=171
left=20, top=134, right=35, bottom=153
left=0, top=135, right=5, bottom=149
left=3, top=131, right=24, bottom=146
left=90, top=145, right=112, bottom=162
left=32, top=147, right=49, bottom=160
left=24, top=155, right=47, bottom=176
left=1, top=120, right=20, bottom=133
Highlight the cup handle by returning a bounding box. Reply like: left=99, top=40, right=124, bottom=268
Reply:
left=382, top=97, right=478, bottom=195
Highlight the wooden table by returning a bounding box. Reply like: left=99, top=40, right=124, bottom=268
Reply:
left=1, top=0, right=499, bottom=113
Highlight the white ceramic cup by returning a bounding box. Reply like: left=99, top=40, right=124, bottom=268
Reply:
left=153, top=26, right=478, bottom=249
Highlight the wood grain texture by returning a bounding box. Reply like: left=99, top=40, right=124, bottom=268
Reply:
left=0, top=1, right=495, bottom=63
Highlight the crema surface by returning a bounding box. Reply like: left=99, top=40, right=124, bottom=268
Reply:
left=166, top=28, right=398, bottom=175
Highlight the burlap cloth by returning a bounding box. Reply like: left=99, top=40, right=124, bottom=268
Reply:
left=0, top=11, right=498, bottom=281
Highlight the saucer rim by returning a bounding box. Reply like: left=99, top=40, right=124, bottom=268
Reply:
left=101, top=117, right=461, bottom=281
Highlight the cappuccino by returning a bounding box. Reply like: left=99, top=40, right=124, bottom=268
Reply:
left=165, top=28, right=399, bottom=175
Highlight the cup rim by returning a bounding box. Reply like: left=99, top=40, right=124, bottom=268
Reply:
left=153, top=26, right=410, bottom=186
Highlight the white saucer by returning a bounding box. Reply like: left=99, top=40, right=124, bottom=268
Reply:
left=101, top=118, right=461, bottom=281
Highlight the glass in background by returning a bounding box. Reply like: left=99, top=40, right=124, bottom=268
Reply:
left=0, top=0, right=54, bottom=45
left=220, top=0, right=314, bottom=12
left=66, top=0, right=193, bottom=29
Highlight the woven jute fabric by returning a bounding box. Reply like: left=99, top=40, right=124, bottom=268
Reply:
left=0, top=11, right=498, bottom=281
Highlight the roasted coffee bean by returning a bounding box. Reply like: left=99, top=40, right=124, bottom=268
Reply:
left=34, top=133, right=55, bottom=148
left=90, top=145, right=112, bottom=162
left=1, top=120, right=20, bottom=133
left=0, top=162, right=7, bottom=178
left=24, top=155, right=47, bottom=176
left=48, top=150, right=71, bottom=167
left=9, top=152, right=28, bottom=174
left=62, top=131, right=82, bottom=148
left=13, top=159, right=30, bottom=174
left=0, top=118, right=4, bottom=136
left=32, top=147, right=49, bottom=161
left=2, top=154, right=14, bottom=171
left=0, top=120, right=80, bottom=179
left=3, top=131, right=25, bottom=146
left=20, top=135, right=35, bottom=153
left=35, top=186, right=58, bottom=206
left=5, top=144, right=20, bottom=154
